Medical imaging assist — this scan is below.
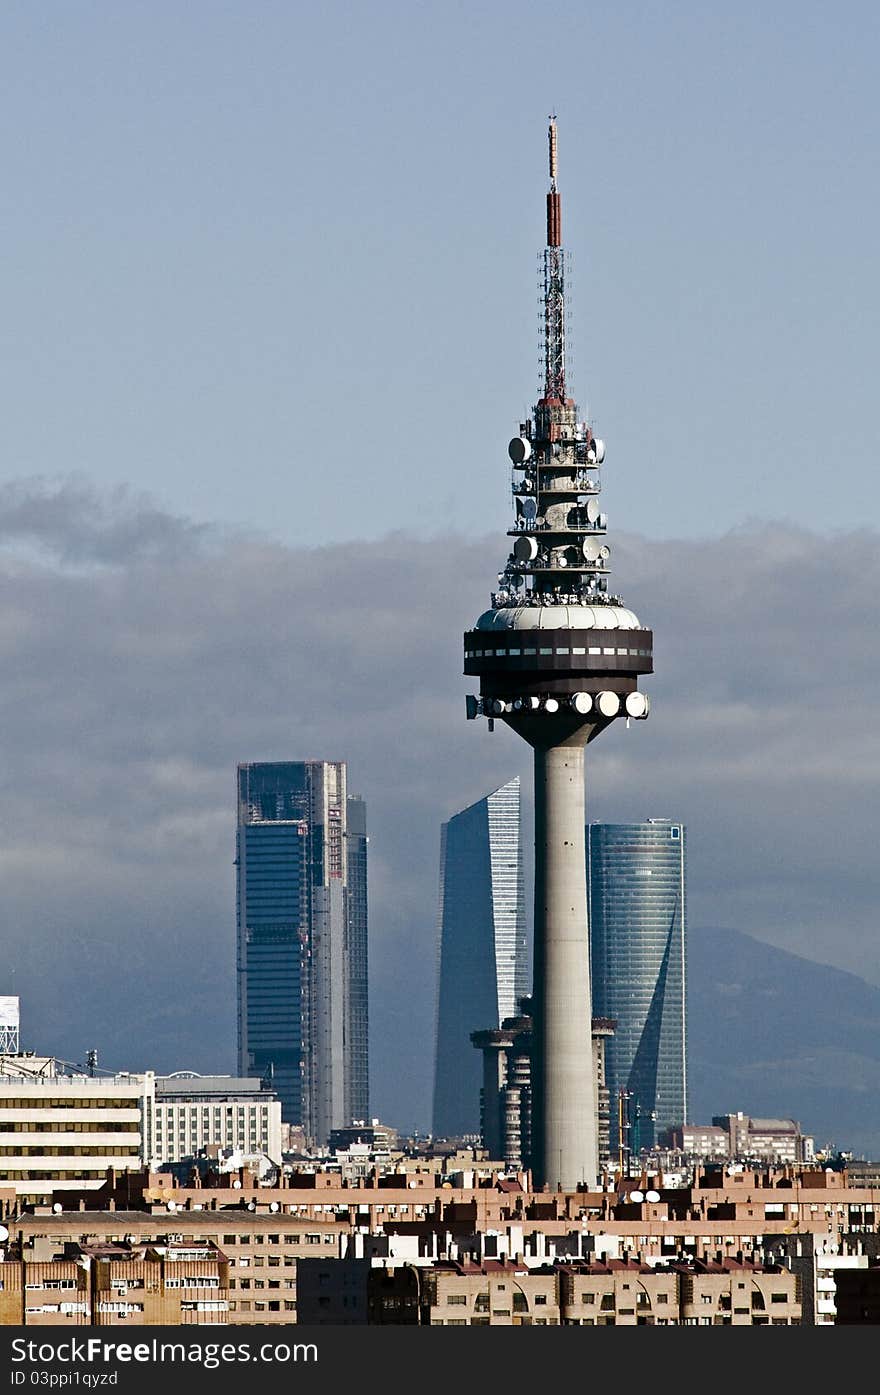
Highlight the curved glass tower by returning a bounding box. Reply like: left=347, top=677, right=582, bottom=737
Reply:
left=588, top=820, right=687, bottom=1154
left=432, top=777, right=527, bottom=1138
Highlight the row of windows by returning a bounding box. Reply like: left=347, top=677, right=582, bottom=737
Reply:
left=0, top=1145, right=140, bottom=1158
left=1, top=1168, right=119, bottom=1180
left=230, top=1278, right=295, bottom=1289
left=0, top=1120, right=140, bottom=1133
left=0, top=1099, right=140, bottom=1110
left=466, top=646, right=650, bottom=658
left=230, top=1300, right=294, bottom=1313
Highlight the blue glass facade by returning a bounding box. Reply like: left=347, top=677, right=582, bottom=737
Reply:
left=588, top=820, right=687, bottom=1152
left=432, top=778, right=527, bottom=1138
left=236, top=761, right=368, bottom=1140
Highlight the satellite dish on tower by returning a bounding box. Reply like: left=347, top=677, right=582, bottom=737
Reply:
left=514, top=535, right=539, bottom=563
left=582, top=539, right=601, bottom=562
left=521, top=497, right=537, bottom=522
left=625, top=692, right=649, bottom=718
left=586, top=498, right=600, bottom=524
left=508, top=437, right=532, bottom=465
left=594, top=439, right=606, bottom=463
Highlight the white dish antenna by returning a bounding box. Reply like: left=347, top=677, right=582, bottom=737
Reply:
left=0, top=1224, right=9, bottom=1241
left=508, top=436, right=532, bottom=465
left=586, top=498, right=600, bottom=523
left=597, top=691, right=620, bottom=718
left=645, top=1189, right=661, bottom=1203
left=625, top=692, right=649, bottom=718
left=594, top=439, right=606, bottom=463
left=629, top=1189, right=644, bottom=1203
left=514, top=535, right=538, bottom=563
left=582, top=539, right=602, bottom=562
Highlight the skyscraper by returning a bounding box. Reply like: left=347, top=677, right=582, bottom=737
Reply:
left=236, top=761, right=368, bottom=1144
left=432, top=777, right=527, bottom=1138
left=588, top=820, right=687, bottom=1154
left=463, top=121, right=652, bottom=1188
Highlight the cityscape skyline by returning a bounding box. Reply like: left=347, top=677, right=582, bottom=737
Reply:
left=2, top=5, right=880, bottom=1358
left=0, top=12, right=877, bottom=1148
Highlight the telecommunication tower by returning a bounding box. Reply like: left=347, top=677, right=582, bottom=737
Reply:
left=463, top=120, right=653, bottom=1191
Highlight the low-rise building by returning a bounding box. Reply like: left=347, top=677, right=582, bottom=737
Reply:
left=0, top=1057, right=153, bottom=1202
left=153, top=1075, right=281, bottom=1166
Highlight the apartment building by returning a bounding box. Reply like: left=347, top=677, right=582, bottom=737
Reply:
left=0, top=1058, right=153, bottom=1201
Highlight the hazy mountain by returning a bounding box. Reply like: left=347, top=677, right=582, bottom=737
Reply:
left=688, top=927, right=880, bottom=1159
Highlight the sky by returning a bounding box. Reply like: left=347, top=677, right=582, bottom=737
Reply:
left=0, top=3, right=879, bottom=1134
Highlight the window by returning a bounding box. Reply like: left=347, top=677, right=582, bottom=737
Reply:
left=447, top=1295, right=467, bottom=1305
left=582, top=1293, right=595, bottom=1304
left=534, top=1295, right=547, bottom=1306
left=771, top=1293, right=788, bottom=1304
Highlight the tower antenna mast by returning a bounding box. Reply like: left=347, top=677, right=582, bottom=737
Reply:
left=463, top=120, right=653, bottom=1191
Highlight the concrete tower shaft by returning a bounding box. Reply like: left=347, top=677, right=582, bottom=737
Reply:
left=463, top=121, right=653, bottom=1192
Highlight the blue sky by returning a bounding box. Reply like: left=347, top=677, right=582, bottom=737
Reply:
left=3, top=1, right=878, bottom=545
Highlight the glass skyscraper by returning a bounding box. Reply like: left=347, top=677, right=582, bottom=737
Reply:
left=432, top=777, right=528, bottom=1138
left=588, top=820, right=687, bottom=1153
left=236, top=761, right=368, bottom=1144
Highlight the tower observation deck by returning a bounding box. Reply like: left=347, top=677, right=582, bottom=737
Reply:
left=463, top=120, right=653, bottom=1191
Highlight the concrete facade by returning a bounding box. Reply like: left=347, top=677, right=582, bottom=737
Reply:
left=0, top=1058, right=153, bottom=1201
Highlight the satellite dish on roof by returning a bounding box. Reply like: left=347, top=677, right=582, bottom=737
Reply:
left=52, top=1203, right=63, bottom=1214
left=0, top=1224, right=9, bottom=1241
left=646, top=1189, right=661, bottom=1203
left=269, top=1201, right=280, bottom=1212
left=508, top=437, right=532, bottom=465
left=629, top=1190, right=644, bottom=1203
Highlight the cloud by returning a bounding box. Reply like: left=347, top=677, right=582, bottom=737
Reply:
left=0, top=476, right=215, bottom=565
left=0, top=479, right=877, bottom=1131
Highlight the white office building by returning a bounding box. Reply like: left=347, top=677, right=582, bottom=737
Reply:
left=0, top=1055, right=154, bottom=1201
left=153, top=1074, right=282, bottom=1165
